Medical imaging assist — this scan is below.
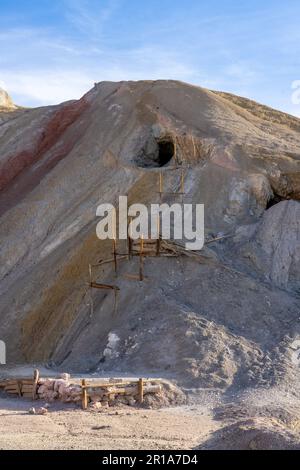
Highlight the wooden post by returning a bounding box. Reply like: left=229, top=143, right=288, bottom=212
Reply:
left=112, top=212, right=118, bottom=274
left=173, top=135, right=177, bottom=165
left=156, top=214, right=161, bottom=256
left=32, top=369, right=39, bottom=400
left=113, top=287, right=119, bottom=316
left=139, top=236, right=144, bottom=281
left=113, top=238, right=117, bottom=274
left=192, top=134, right=196, bottom=159
left=180, top=169, right=185, bottom=203
left=138, top=378, right=144, bottom=404
left=89, top=264, right=94, bottom=316
left=127, top=216, right=133, bottom=260
left=82, top=379, right=88, bottom=410
left=159, top=172, right=163, bottom=202
left=17, top=380, right=22, bottom=398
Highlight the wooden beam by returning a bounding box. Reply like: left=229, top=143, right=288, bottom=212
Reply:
left=81, top=379, right=160, bottom=389
left=205, top=234, right=233, bottom=245
left=90, top=282, right=120, bottom=291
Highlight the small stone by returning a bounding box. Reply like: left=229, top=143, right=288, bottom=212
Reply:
left=28, top=407, right=36, bottom=415
left=36, top=407, right=48, bottom=415
left=90, top=402, right=102, bottom=410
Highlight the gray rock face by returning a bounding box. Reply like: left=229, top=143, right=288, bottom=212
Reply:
left=239, top=201, right=300, bottom=290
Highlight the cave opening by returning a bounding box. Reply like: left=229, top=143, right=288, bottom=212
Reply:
left=135, top=136, right=175, bottom=168
left=157, top=139, right=175, bottom=167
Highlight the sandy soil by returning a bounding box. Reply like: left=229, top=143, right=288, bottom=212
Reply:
left=0, top=396, right=218, bottom=450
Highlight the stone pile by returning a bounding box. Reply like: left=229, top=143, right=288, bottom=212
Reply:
left=37, top=374, right=82, bottom=403
left=35, top=374, right=165, bottom=408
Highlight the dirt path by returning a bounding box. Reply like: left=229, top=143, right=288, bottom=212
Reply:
left=0, top=396, right=218, bottom=450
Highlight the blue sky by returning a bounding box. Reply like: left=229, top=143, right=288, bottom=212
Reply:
left=0, top=0, right=299, bottom=115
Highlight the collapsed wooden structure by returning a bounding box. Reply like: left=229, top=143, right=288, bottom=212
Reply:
left=0, top=369, right=40, bottom=400
left=81, top=378, right=161, bottom=410
left=0, top=370, right=162, bottom=410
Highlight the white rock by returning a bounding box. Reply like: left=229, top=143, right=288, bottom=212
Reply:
left=59, top=373, right=71, bottom=381
left=36, top=407, right=48, bottom=415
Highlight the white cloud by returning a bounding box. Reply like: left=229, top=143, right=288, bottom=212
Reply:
left=0, top=70, right=93, bottom=106
left=63, top=0, right=121, bottom=38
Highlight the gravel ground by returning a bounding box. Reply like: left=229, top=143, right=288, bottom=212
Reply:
left=0, top=396, right=218, bottom=450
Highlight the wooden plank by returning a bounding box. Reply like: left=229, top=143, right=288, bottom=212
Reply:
left=82, top=381, right=135, bottom=390
left=123, top=273, right=143, bottom=281
left=92, top=255, right=127, bottom=268
left=4, top=381, right=18, bottom=386
left=22, top=392, right=34, bottom=399
left=205, top=234, right=233, bottom=245
left=21, top=385, right=33, bottom=391
left=20, top=380, right=35, bottom=385
left=132, top=239, right=157, bottom=246
left=132, top=246, right=156, bottom=252
left=86, top=384, right=161, bottom=396
left=90, top=282, right=120, bottom=291
left=81, top=379, right=160, bottom=389
left=4, top=385, right=18, bottom=390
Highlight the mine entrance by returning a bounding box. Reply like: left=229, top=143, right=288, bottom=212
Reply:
left=157, top=139, right=175, bottom=167
left=136, top=136, right=175, bottom=168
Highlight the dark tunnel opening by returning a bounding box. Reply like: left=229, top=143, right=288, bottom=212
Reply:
left=135, top=137, right=175, bottom=168
left=157, top=139, right=175, bottom=167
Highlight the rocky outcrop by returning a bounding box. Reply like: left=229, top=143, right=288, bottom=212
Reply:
left=0, top=88, right=16, bottom=109
left=238, top=200, right=300, bottom=290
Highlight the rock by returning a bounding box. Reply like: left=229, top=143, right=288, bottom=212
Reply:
left=36, top=407, right=48, bottom=415
left=59, top=373, right=71, bottom=381
left=0, top=88, right=15, bottom=109
left=39, top=379, right=55, bottom=390
left=127, top=397, right=136, bottom=406
left=37, top=384, right=47, bottom=395
left=28, top=407, right=36, bottom=415
left=54, top=379, right=69, bottom=393
left=90, top=402, right=102, bottom=410
left=239, top=200, right=300, bottom=290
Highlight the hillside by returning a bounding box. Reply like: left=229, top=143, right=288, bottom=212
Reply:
left=0, top=80, right=299, bottom=396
